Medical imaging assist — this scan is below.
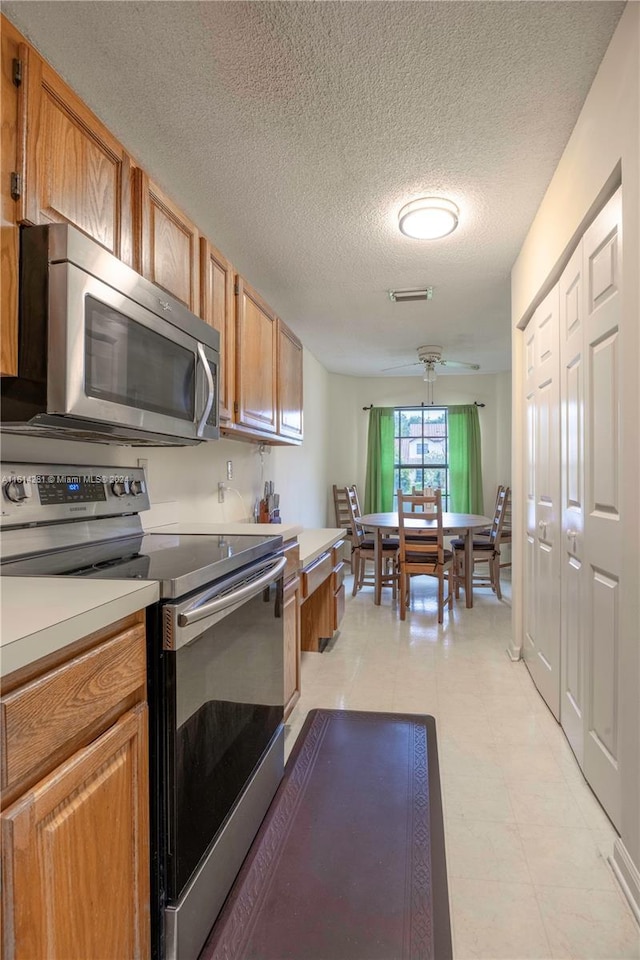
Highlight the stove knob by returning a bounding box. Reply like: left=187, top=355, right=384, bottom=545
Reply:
left=111, top=479, right=131, bottom=497
left=129, top=479, right=146, bottom=497
left=4, top=479, right=32, bottom=503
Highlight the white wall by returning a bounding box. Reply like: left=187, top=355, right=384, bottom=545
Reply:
left=327, top=370, right=512, bottom=518
left=0, top=349, right=332, bottom=529
left=510, top=1, right=640, bottom=901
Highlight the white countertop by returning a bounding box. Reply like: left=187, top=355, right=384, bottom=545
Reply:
left=147, top=521, right=303, bottom=541
left=297, top=528, right=347, bottom=568
left=0, top=578, right=159, bottom=678
left=0, top=524, right=345, bottom=677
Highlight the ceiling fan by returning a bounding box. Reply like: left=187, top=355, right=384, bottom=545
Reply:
left=382, top=345, right=480, bottom=381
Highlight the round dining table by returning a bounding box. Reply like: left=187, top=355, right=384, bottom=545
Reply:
left=358, top=512, right=492, bottom=607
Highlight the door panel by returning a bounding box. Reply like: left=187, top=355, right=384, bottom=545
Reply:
left=522, top=285, right=561, bottom=719
left=559, top=243, right=585, bottom=760
left=582, top=187, right=622, bottom=829
left=591, top=332, right=619, bottom=512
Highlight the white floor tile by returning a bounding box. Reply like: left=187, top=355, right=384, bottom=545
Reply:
left=450, top=878, right=552, bottom=959
left=535, top=885, right=640, bottom=959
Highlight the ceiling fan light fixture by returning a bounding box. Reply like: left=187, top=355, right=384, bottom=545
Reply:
left=423, top=364, right=438, bottom=383
left=398, top=197, right=459, bottom=240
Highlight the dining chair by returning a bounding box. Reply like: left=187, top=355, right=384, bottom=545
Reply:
left=451, top=485, right=510, bottom=600
left=397, top=488, right=453, bottom=624
left=333, top=484, right=357, bottom=570
left=345, top=487, right=399, bottom=597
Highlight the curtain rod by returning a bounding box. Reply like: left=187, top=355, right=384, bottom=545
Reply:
left=362, top=401, right=486, bottom=410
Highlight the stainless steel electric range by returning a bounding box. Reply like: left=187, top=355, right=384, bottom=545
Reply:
left=0, top=462, right=287, bottom=960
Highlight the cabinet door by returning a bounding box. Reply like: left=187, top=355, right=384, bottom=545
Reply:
left=1, top=17, right=22, bottom=376
left=235, top=277, right=277, bottom=434
left=1, top=704, right=150, bottom=960
left=200, top=239, right=235, bottom=421
left=277, top=319, right=303, bottom=441
left=19, top=48, right=133, bottom=265
left=134, top=169, right=199, bottom=311
left=283, top=575, right=301, bottom=720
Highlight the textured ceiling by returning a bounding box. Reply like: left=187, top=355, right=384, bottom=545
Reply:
left=3, top=1, right=625, bottom=377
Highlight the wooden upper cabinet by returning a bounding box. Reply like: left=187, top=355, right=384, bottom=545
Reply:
left=235, top=276, right=278, bottom=435
left=277, top=319, right=303, bottom=441
left=134, top=169, right=199, bottom=312
left=18, top=45, right=133, bottom=265
left=200, top=239, right=235, bottom=422
left=1, top=16, right=22, bottom=376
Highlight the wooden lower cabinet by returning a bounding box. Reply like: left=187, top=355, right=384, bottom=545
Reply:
left=283, top=574, right=301, bottom=720
left=2, top=705, right=150, bottom=960
left=300, top=542, right=346, bottom=654
left=0, top=612, right=150, bottom=960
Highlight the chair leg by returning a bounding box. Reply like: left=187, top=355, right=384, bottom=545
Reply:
left=352, top=550, right=360, bottom=596
left=437, top=573, right=444, bottom=624
left=454, top=551, right=462, bottom=599
left=493, top=553, right=502, bottom=600
left=399, top=568, right=407, bottom=620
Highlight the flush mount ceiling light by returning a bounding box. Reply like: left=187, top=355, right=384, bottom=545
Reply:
left=388, top=287, right=433, bottom=302
left=398, top=197, right=459, bottom=240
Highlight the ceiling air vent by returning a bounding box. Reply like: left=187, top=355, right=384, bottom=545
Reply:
left=388, top=287, right=433, bottom=303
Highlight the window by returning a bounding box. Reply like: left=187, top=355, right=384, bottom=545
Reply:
left=393, top=407, right=449, bottom=508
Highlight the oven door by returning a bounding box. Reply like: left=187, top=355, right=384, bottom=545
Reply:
left=155, top=554, right=287, bottom=960
left=48, top=260, right=218, bottom=441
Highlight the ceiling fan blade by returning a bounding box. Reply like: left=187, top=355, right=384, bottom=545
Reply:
left=439, top=359, right=480, bottom=370
left=381, top=361, right=422, bottom=372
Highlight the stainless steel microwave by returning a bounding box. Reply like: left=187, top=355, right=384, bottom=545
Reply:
left=1, top=224, right=219, bottom=446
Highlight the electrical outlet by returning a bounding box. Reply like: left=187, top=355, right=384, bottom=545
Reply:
left=218, top=481, right=225, bottom=503
left=226, top=460, right=233, bottom=480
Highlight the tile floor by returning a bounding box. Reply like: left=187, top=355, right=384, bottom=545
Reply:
left=285, top=572, right=640, bottom=960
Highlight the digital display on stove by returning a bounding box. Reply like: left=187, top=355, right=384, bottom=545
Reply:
left=38, top=477, right=107, bottom=505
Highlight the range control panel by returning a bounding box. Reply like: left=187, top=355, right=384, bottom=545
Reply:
left=1, top=462, right=150, bottom=527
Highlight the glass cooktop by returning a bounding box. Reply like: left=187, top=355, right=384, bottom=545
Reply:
left=0, top=532, right=283, bottom=600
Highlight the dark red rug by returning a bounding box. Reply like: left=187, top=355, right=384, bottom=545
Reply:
left=199, top=709, right=452, bottom=960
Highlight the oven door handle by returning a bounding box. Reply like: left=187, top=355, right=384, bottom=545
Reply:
left=196, top=342, right=215, bottom=438
left=177, top=555, right=287, bottom=627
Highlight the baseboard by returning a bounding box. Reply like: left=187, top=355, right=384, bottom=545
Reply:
left=506, top=642, right=521, bottom=661
left=610, top=838, right=640, bottom=924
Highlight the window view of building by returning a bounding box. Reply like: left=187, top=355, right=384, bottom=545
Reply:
left=393, top=407, right=449, bottom=508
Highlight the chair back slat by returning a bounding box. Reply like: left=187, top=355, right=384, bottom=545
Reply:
left=487, top=486, right=510, bottom=546
left=344, top=486, right=366, bottom=547
left=397, top=488, right=445, bottom=567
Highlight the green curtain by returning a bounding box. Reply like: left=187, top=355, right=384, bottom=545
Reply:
left=448, top=405, right=484, bottom=513
left=364, top=407, right=395, bottom=513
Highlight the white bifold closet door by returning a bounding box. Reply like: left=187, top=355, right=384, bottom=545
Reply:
left=559, top=241, right=586, bottom=762
left=526, top=187, right=623, bottom=831
left=523, top=285, right=561, bottom=720
left=581, top=188, right=623, bottom=830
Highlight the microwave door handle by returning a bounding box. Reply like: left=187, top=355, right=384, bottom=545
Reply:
left=196, top=342, right=215, bottom=438
left=177, top=555, right=287, bottom=627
